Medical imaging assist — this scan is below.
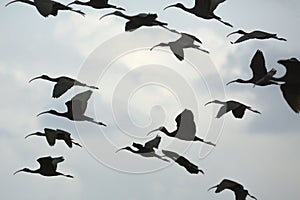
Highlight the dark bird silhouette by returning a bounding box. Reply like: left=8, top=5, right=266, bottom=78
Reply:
left=67, top=0, right=125, bottom=11
left=37, top=90, right=106, bottom=126
left=208, top=179, right=257, bottom=200
left=13, top=156, right=73, bottom=178
left=148, top=109, right=215, bottom=146
left=25, top=128, right=82, bottom=148
left=29, top=74, right=98, bottom=98
left=164, top=0, right=233, bottom=27
left=150, top=28, right=209, bottom=61
left=226, top=50, right=278, bottom=87
left=272, top=58, right=300, bottom=113
left=5, top=0, right=85, bottom=17
left=100, top=11, right=168, bottom=32
left=162, top=149, right=204, bottom=174
left=205, top=100, right=261, bottom=119
left=227, top=29, right=287, bottom=44
left=116, top=135, right=169, bottom=162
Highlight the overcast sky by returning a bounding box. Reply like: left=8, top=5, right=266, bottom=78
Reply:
left=0, top=0, right=299, bottom=199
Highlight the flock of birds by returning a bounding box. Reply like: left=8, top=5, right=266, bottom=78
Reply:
left=5, top=0, right=300, bottom=199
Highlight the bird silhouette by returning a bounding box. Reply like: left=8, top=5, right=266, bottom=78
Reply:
left=25, top=128, right=82, bottom=148
left=226, top=50, right=278, bottom=87
left=162, top=149, right=204, bottom=174
left=100, top=11, right=168, bottom=32
left=37, top=90, right=106, bottom=126
left=148, top=109, right=215, bottom=146
left=29, top=74, right=98, bottom=98
left=116, top=135, right=169, bottom=162
left=164, top=0, right=233, bottom=27
left=208, top=179, right=257, bottom=200
left=205, top=100, right=261, bottom=119
left=5, top=0, right=85, bottom=17
left=150, top=28, right=209, bottom=61
left=227, top=29, right=287, bottom=44
left=13, top=156, right=73, bottom=178
left=67, top=0, right=125, bottom=11
left=272, top=58, right=300, bottom=113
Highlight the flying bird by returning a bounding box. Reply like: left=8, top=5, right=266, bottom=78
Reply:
left=29, top=74, right=98, bottom=98
left=226, top=50, right=278, bottom=87
left=205, top=100, right=261, bottom=119
left=67, top=0, right=125, bottom=11
left=148, top=109, right=215, bottom=146
left=150, top=28, right=209, bottom=61
left=272, top=58, right=300, bottom=113
left=116, top=135, right=169, bottom=162
left=25, top=128, right=82, bottom=148
left=5, top=0, right=85, bottom=17
left=162, top=149, right=204, bottom=174
left=13, top=156, right=73, bottom=178
left=164, top=0, right=233, bottom=27
left=37, top=90, right=106, bottom=126
left=227, top=29, right=287, bottom=44
left=100, top=11, right=168, bottom=32
left=208, top=179, right=257, bottom=200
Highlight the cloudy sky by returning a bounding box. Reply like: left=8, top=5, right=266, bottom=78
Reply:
left=1, top=0, right=299, bottom=199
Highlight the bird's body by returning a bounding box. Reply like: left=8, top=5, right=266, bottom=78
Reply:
left=29, top=75, right=98, bottom=98
left=150, top=29, right=209, bottom=61
left=116, top=135, right=169, bottom=162
left=13, top=156, right=73, bottom=178
left=227, top=50, right=278, bottom=87
left=5, top=0, right=85, bottom=17
left=208, top=179, right=257, bottom=200
left=67, top=0, right=125, bottom=10
left=227, top=30, right=287, bottom=44
left=205, top=100, right=261, bottom=119
left=25, top=128, right=82, bottom=148
left=164, top=0, right=232, bottom=27
left=37, top=90, right=106, bottom=126
left=272, top=58, right=300, bottom=113
left=162, top=149, right=204, bottom=174
left=100, top=11, right=168, bottom=32
left=148, top=109, right=215, bottom=146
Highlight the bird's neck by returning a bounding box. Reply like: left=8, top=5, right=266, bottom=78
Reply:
left=74, top=1, right=89, bottom=6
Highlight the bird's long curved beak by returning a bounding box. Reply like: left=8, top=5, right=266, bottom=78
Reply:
left=207, top=185, right=218, bottom=191
left=115, top=147, right=126, bottom=153
left=150, top=44, right=159, bottom=51
left=147, top=128, right=161, bottom=136
left=226, top=80, right=236, bottom=85
left=204, top=101, right=214, bottom=106
left=13, top=169, right=23, bottom=175
left=99, top=12, right=115, bottom=20
left=5, top=0, right=20, bottom=7
left=226, top=31, right=239, bottom=37
left=37, top=111, right=50, bottom=117
left=66, top=1, right=75, bottom=6
left=28, top=76, right=42, bottom=83
left=163, top=4, right=176, bottom=10
left=24, top=133, right=36, bottom=139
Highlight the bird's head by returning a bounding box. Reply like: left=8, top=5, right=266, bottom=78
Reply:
left=25, top=132, right=44, bottom=139
left=278, top=57, right=300, bottom=65
left=37, top=110, right=58, bottom=117
left=150, top=43, right=169, bottom=51
left=100, top=11, right=124, bottom=20
left=115, top=146, right=131, bottom=153
left=13, top=168, right=32, bottom=175
left=147, top=126, right=166, bottom=135
left=226, top=30, right=246, bottom=37
left=5, top=0, right=23, bottom=7
left=164, top=3, right=184, bottom=10
left=29, top=74, right=49, bottom=83
left=226, top=79, right=243, bottom=85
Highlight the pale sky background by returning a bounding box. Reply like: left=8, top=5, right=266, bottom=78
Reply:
left=0, top=0, right=299, bottom=199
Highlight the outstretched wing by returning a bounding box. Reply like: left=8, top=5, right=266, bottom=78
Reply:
left=170, top=44, right=184, bottom=61
left=209, top=0, right=226, bottom=12
left=277, top=58, right=300, bottom=84
left=37, top=156, right=58, bottom=172
left=56, top=129, right=73, bottom=147
left=52, top=77, right=75, bottom=98
left=250, top=50, right=267, bottom=82
left=175, top=109, right=196, bottom=140
left=144, top=135, right=161, bottom=150
left=216, top=105, right=230, bottom=118
left=66, top=90, right=93, bottom=115
left=232, top=106, right=246, bottom=118
left=44, top=128, right=58, bottom=146
left=180, top=33, right=202, bottom=44
left=280, top=84, right=300, bottom=113
left=194, top=0, right=210, bottom=13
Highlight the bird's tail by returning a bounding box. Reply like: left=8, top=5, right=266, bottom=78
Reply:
left=276, top=37, right=287, bottom=41
left=195, top=46, right=209, bottom=54
left=214, top=15, right=233, bottom=27
left=248, top=193, right=258, bottom=200
left=72, top=141, right=82, bottom=147
left=71, top=9, right=85, bottom=17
